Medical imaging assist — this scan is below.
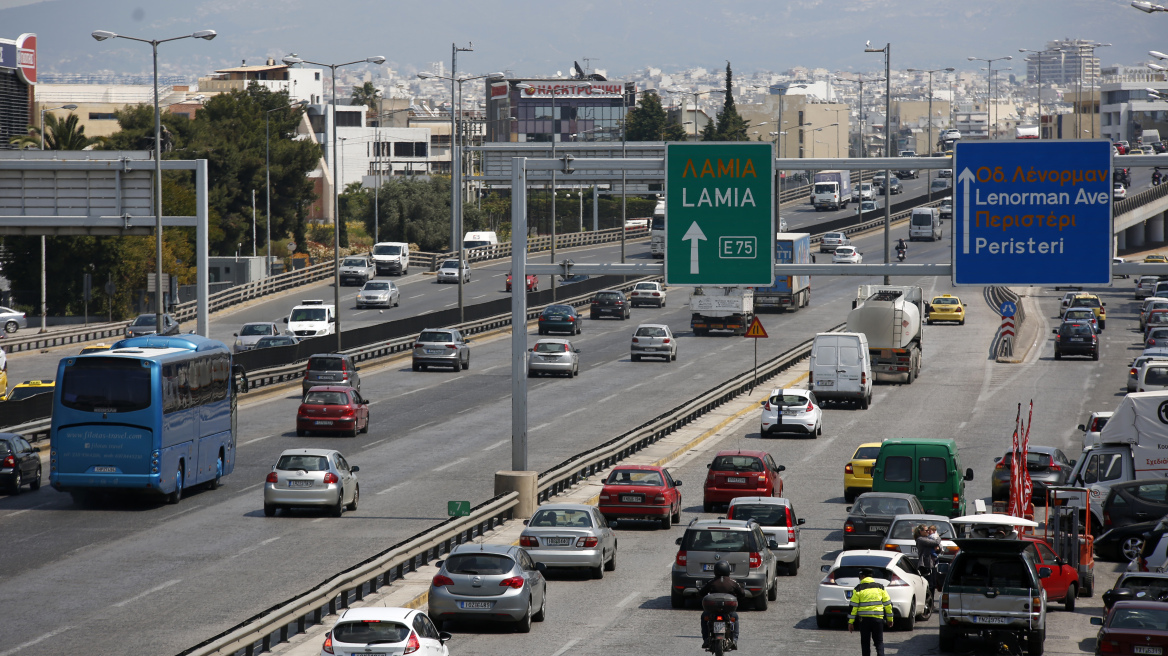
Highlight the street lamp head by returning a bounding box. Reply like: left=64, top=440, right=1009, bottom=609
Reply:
left=1152, top=51, right=1168, bottom=61
left=91, top=30, right=116, bottom=41
left=366, top=56, right=386, bottom=65
left=514, top=83, right=532, bottom=89
left=1150, top=63, right=1168, bottom=71
left=1134, top=0, right=1157, bottom=11
left=944, top=67, right=955, bottom=72
left=488, top=72, right=506, bottom=79
left=417, top=72, right=436, bottom=79
left=192, top=30, right=217, bottom=40
left=60, top=104, right=78, bottom=110
left=282, top=55, right=304, bottom=66
left=967, top=56, right=978, bottom=61
left=1004, top=55, right=1013, bottom=61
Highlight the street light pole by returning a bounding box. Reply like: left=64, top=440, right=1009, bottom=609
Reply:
left=1020, top=48, right=1058, bottom=139
left=36, top=103, right=76, bottom=333
left=93, top=29, right=216, bottom=331
left=866, top=42, right=892, bottom=284
left=968, top=55, right=1012, bottom=139
left=906, top=67, right=954, bottom=199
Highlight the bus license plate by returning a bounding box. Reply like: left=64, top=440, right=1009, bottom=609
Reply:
left=459, top=601, right=493, bottom=610
left=94, top=466, right=117, bottom=473
left=289, top=480, right=313, bottom=488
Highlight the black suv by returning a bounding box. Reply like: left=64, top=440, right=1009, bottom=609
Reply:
left=302, top=353, right=361, bottom=396
left=1052, top=322, right=1098, bottom=360
left=590, top=290, right=631, bottom=320
left=0, top=433, right=41, bottom=493
left=1104, top=480, right=1168, bottom=530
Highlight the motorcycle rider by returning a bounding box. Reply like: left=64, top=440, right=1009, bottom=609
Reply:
left=699, top=561, right=745, bottom=650
left=1155, top=167, right=1163, bottom=186
left=896, top=238, right=908, bottom=259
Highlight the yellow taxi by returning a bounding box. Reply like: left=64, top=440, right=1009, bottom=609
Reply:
left=844, top=442, right=883, bottom=502
left=927, top=294, right=967, bottom=325
left=79, top=343, right=112, bottom=355
left=1146, top=254, right=1168, bottom=264
left=3, top=379, right=54, bottom=402
left=1069, top=293, right=1107, bottom=330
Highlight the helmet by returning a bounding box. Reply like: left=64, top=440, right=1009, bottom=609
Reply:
left=858, top=567, right=874, bottom=578
left=714, top=561, right=732, bottom=577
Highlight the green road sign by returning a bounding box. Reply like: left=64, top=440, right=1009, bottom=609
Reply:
left=447, top=500, right=471, bottom=517
left=665, top=142, right=774, bottom=285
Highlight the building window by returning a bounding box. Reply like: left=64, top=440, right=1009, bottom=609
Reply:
left=88, top=113, right=117, bottom=120
left=335, top=111, right=361, bottom=127
left=315, top=72, right=321, bottom=81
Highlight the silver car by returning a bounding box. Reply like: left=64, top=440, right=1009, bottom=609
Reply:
left=428, top=543, right=548, bottom=632
left=629, top=281, right=667, bottom=308
left=412, top=329, right=470, bottom=371
left=262, top=448, right=359, bottom=518
left=630, top=324, right=677, bottom=362
left=436, top=259, right=471, bottom=284
left=126, top=313, right=180, bottom=337
left=520, top=503, right=617, bottom=577
left=356, top=280, right=400, bottom=309
left=0, top=307, right=27, bottom=334
left=820, top=232, right=851, bottom=253
left=233, top=321, right=279, bottom=352
left=339, top=256, right=374, bottom=286
left=884, top=514, right=959, bottom=567
left=527, top=338, right=579, bottom=377
left=726, top=497, right=805, bottom=575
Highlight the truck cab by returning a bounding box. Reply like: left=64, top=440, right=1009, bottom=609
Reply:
left=1064, top=445, right=1133, bottom=531
left=650, top=200, right=665, bottom=259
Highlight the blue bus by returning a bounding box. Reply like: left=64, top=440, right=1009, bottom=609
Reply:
left=49, top=335, right=247, bottom=504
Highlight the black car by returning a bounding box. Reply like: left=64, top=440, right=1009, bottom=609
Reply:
left=302, top=353, right=361, bottom=396
left=990, top=446, right=1073, bottom=505
left=843, top=492, right=925, bottom=550
left=1104, top=480, right=1168, bottom=530
left=1095, top=517, right=1165, bottom=562
left=590, top=290, right=630, bottom=320
left=0, top=433, right=41, bottom=494
left=1053, top=321, right=1098, bottom=360
left=254, top=335, right=300, bottom=349
left=1103, top=572, right=1168, bottom=609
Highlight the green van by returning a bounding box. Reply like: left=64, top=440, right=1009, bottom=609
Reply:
left=871, top=438, right=974, bottom=517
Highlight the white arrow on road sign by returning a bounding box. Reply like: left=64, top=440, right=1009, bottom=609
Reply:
left=958, top=167, right=976, bottom=255
left=683, top=222, right=707, bottom=274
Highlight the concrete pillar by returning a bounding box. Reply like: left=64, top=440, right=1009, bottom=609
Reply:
left=1117, top=230, right=1127, bottom=252
left=1152, top=214, right=1166, bottom=244
left=1129, top=224, right=1147, bottom=249
left=495, top=470, right=538, bottom=519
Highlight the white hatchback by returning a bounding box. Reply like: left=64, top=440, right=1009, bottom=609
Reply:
left=832, top=246, right=863, bottom=264
left=322, top=606, right=450, bottom=656
left=815, top=550, right=933, bottom=630
left=760, top=387, right=822, bottom=437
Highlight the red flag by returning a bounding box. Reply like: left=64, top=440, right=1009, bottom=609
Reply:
left=1008, top=404, right=1022, bottom=517
left=1021, top=401, right=1034, bottom=505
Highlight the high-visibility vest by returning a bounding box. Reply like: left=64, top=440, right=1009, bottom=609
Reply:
left=848, top=578, right=893, bottom=623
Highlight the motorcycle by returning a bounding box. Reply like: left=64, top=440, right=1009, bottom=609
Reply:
left=1154, top=171, right=1163, bottom=187
left=896, top=248, right=907, bottom=262
left=702, top=594, right=739, bottom=655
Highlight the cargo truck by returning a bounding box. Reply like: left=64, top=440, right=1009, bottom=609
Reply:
left=812, top=170, right=852, bottom=211
left=846, top=285, right=925, bottom=383
left=754, top=233, right=811, bottom=311
left=650, top=199, right=665, bottom=258
left=691, top=287, right=754, bottom=336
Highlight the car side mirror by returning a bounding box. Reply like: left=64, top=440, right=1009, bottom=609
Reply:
left=1051, top=329, right=1058, bottom=334
left=820, top=564, right=831, bottom=573
left=1103, top=303, right=1107, bottom=307
left=435, top=559, right=444, bottom=568
left=536, top=562, right=548, bottom=574
left=675, top=480, right=683, bottom=486
left=1090, top=617, right=1104, bottom=626
left=777, top=465, right=786, bottom=473
left=938, top=562, right=950, bottom=575
left=283, top=317, right=289, bottom=323
left=233, top=332, right=238, bottom=337
left=1077, top=424, right=1086, bottom=432
left=798, top=518, right=806, bottom=525
left=706, top=463, right=712, bottom=469
left=575, top=348, right=581, bottom=353
left=675, top=537, right=684, bottom=545
left=768, top=539, right=780, bottom=549
left=993, top=456, right=1001, bottom=463
left=964, top=468, right=974, bottom=481
left=1038, top=566, right=1051, bottom=579
left=1069, top=459, right=1077, bottom=467
left=350, top=466, right=360, bottom=473
left=439, top=631, right=453, bottom=643
left=846, top=506, right=853, bottom=512
left=330, top=317, right=336, bottom=323
left=522, top=519, right=529, bottom=525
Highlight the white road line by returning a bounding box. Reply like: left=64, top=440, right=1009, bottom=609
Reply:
left=377, top=481, right=409, bottom=496
left=240, top=434, right=273, bottom=446
left=457, top=407, right=475, bottom=414
left=445, top=302, right=457, bottom=307
left=616, top=591, right=639, bottom=608
left=362, top=438, right=388, bottom=449
left=0, top=626, right=74, bottom=656
left=414, top=421, right=435, bottom=430
left=473, top=294, right=487, bottom=299
left=491, top=273, right=506, bottom=278
left=598, top=393, right=619, bottom=403
left=312, top=517, right=327, bottom=523
left=235, top=483, right=263, bottom=495
left=113, top=579, right=181, bottom=608
left=550, top=638, right=580, bottom=656
left=480, top=365, right=502, bottom=373
left=1, top=501, right=52, bottom=519
left=409, top=294, right=424, bottom=299
left=433, top=456, right=470, bottom=472
left=563, top=406, right=588, bottom=418
left=532, top=422, right=552, bottom=431
left=484, top=439, right=509, bottom=451
left=232, top=536, right=281, bottom=559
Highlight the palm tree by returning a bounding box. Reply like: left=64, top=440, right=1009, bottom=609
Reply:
left=351, top=82, right=381, bottom=117
left=9, top=113, right=98, bottom=150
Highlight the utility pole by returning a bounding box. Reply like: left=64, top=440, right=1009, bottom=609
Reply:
left=866, top=42, right=892, bottom=285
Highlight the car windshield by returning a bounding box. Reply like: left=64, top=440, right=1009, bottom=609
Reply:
left=731, top=504, right=787, bottom=526
left=635, top=327, right=668, bottom=337
left=534, top=342, right=569, bottom=353
left=308, top=357, right=344, bottom=371
left=304, top=391, right=349, bottom=405
left=933, top=298, right=959, bottom=305
left=769, top=393, right=809, bottom=407
left=711, top=455, right=764, bottom=473
left=240, top=324, right=273, bottom=336
left=363, top=282, right=390, bottom=291
left=331, top=621, right=410, bottom=645
left=373, top=244, right=402, bottom=255
left=889, top=520, right=954, bottom=540
left=634, top=283, right=657, bottom=290
left=256, top=337, right=293, bottom=347
left=596, top=292, right=622, bottom=301
left=681, top=528, right=755, bottom=552
left=1110, top=608, right=1168, bottom=630
left=543, top=305, right=573, bottom=316
left=343, top=258, right=366, bottom=267
left=832, top=565, right=895, bottom=581
left=131, top=315, right=156, bottom=326
left=440, top=260, right=460, bottom=269
left=445, top=554, right=514, bottom=575
left=1061, top=324, right=1093, bottom=336
left=418, top=331, right=453, bottom=343
left=853, top=446, right=881, bottom=459
left=855, top=497, right=912, bottom=515
left=529, top=508, right=593, bottom=528
left=950, top=555, right=1033, bottom=589
left=1072, top=297, right=1101, bottom=308
left=276, top=455, right=329, bottom=471
left=606, top=469, right=664, bottom=486
left=62, top=357, right=146, bottom=412
left=290, top=308, right=326, bottom=322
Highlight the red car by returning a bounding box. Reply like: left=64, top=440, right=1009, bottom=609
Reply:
left=1091, top=601, right=1168, bottom=655
left=703, top=450, right=785, bottom=512
left=1022, top=536, right=1080, bottom=610
left=598, top=465, right=683, bottom=529
left=507, top=272, right=539, bottom=292
left=296, top=385, right=370, bottom=437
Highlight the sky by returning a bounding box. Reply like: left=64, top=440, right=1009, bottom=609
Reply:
left=0, top=0, right=1160, bottom=80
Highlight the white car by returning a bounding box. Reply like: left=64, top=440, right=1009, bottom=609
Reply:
left=436, top=259, right=471, bottom=284
left=815, top=550, right=933, bottom=630
left=883, top=515, right=960, bottom=567
left=853, top=183, right=875, bottom=201
left=1115, top=184, right=1128, bottom=200
left=629, top=281, right=667, bottom=308
left=527, top=338, right=580, bottom=377
left=1059, top=291, right=1081, bottom=313
left=832, top=246, right=863, bottom=264
left=284, top=300, right=336, bottom=338
left=322, top=606, right=450, bottom=656
left=860, top=200, right=878, bottom=213
left=1079, top=411, right=1114, bottom=449
left=760, top=387, right=822, bottom=437
left=727, top=496, right=805, bottom=574
left=938, top=169, right=953, bottom=179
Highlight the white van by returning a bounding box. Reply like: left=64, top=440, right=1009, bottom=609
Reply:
left=909, top=208, right=941, bottom=241
left=371, top=241, right=410, bottom=276
left=284, top=299, right=336, bottom=337
left=463, top=231, right=499, bottom=253
left=1139, top=361, right=1168, bottom=393
left=809, top=332, right=872, bottom=409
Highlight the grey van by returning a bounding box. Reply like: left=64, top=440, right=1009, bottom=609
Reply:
left=809, top=332, right=872, bottom=408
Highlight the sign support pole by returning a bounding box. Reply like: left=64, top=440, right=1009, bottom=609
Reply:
left=753, top=336, right=758, bottom=392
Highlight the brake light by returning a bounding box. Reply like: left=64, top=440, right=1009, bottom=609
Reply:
left=844, top=520, right=855, bottom=533
left=519, top=536, right=538, bottom=547
left=414, top=342, right=423, bottom=348
left=764, top=401, right=772, bottom=411
left=952, top=494, right=960, bottom=510
left=860, top=371, right=867, bottom=386
left=941, top=593, right=949, bottom=611
left=499, top=577, right=524, bottom=589
left=2, top=454, right=14, bottom=468
left=446, top=344, right=457, bottom=349
left=757, top=473, right=767, bottom=486
left=615, top=301, right=624, bottom=305
left=403, top=632, right=421, bottom=655
left=568, top=316, right=575, bottom=322
left=1048, top=456, right=1060, bottom=472
left=749, top=552, right=762, bottom=568
left=599, top=493, right=610, bottom=501
left=577, top=537, right=599, bottom=548
left=806, top=401, right=814, bottom=413
left=821, top=569, right=837, bottom=585
left=323, top=472, right=339, bottom=485
left=432, top=574, right=454, bottom=587
left=1100, top=641, right=1120, bottom=653
left=1132, top=368, right=1139, bottom=377
left=538, top=316, right=546, bottom=322
left=652, top=292, right=661, bottom=297
left=663, top=338, right=671, bottom=344
left=322, top=632, right=334, bottom=655
left=654, top=494, right=666, bottom=504
left=1031, top=595, right=1043, bottom=612
left=266, top=471, right=278, bottom=483
left=785, top=505, right=794, bottom=528
left=676, top=551, right=687, bottom=566
left=341, top=361, right=348, bottom=372
left=845, top=463, right=854, bottom=474
left=995, top=457, right=1009, bottom=470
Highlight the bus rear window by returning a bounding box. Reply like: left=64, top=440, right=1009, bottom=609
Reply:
left=62, top=358, right=152, bottom=413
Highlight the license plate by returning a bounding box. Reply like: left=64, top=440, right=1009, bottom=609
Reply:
left=315, top=420, right=334, bottom=425
left=818, top=380, right=834, bottom=386
left=94, top=466, right=117, bottom=473
left=426, top=349, right=441, bottom=354
left=621, top=495, right=643, bottom=503
left=704, top=563, right=736, bottom=572
left=541, top=356, right=558, bottom=361
left=288, top=480, right=313, bottom=488
left=870, top=525, right=888, bottom=534
left=863, top=468, right=872, bottom=475
left=544, top=537, right=572, bottom=546
left=1070, top=337, right=1085, bottom=342
left=1135, top=647, right=1162, bottom=655
left=713, top=622, right=726, bottom=634
left=975, top=616, right=1008, bottom=624
left=459, top=601, right=493, bottom=609
left=728, top=477, right=746, bottom=484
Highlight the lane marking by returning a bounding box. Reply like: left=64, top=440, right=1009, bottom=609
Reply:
left=232, top=536, right=281, bottom=559
left=550, top=639, right=580, bottom=656
left=235, top=483, right=263, bottom=495
left=0, top=626, right=74, bottom=656
left=377, top=481, right=409, bottom=496
left=0, top=501, right=52, bottom=519
left=598, top=393, right=619, bottom=403
left=113, top=579, right=181, bottom=608
left=362, top=438, right=389, bottom=449
left=473, top=294, right=487, bottom=299
left=457, top=407, right=475, bottom=414
left=240, top=434, right=273, bottom=446
left=562, top=406, right=589, bottom=418
left=532, top=422, right=551, bottom=431
left=484, top=439, right=509, bottom=451
left=616, top=591, right=639, bottom=608
left=414, top=421, right=435, bottom=430
left=161, top=505, right=202, bottom=521
left=433, top=456, right=470, bottom=472
left=409, top=294, right=424, bottom=299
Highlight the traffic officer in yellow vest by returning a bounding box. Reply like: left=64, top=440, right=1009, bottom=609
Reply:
left=848, top=567, right=894, bottom=656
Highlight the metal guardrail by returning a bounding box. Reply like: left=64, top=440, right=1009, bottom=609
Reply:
left=181, top=319, right=844, bottom=656
left=0, top=321, right=127, bottom=355
left=411, top=225, right=651, bottom=272
left=807, top=198, right=944, bottom=247
left=1115, top=180, right=1168, bottom=217
left=171, top=259, right=340, bottom=323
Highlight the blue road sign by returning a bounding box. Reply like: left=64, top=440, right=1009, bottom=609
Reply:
left=952, top=141, right=1112, bottom=285
left=1000, top=301, right=1017, bottom=317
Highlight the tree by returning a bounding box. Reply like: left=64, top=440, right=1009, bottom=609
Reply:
left=713, top=62, right=750, bottom=141
left=9, top=112, right=100, bottom=150
left=351, top=82, right=381, bottom=115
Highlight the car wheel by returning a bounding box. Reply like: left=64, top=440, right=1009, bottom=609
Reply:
left=661, top=512, right=672, bottom=530
left=632, top=355, right=641, bottom=362
left=297, top=429, right=305, bottom=436
left=208, top=455, right=223, bottom=490
left=3, top=320, right=17, bottom=333
left=769, top=576, right=779, bottom=599
left=360, top=415, right=369, bottom=434
left=754, top=588, right=769, bottom=610
left=538, top=327, right=545, bottom=335
left=264, top=503, right=277, bottom=517
left=605, top=548, right=616, bottom=571
left=815, top=611, right=830, bottom=629
left=787, top=555, right=799, bottom=576
left=167, top=464, right=183, bottom=505
left=1028, top=630, right=1044, bottom=656
left=592, top=562, right=604, bottom=579
left=896, top=601, right=915, bottom=631
left=672, top=505, right=681, bottom=524
left=926, top=316, right=932, bottom=325
left=572, top=365, right=579, bottom=377
left=349, top=424, right=359, bottom=438
left=30, top=466, right=41, bottom=491
left=330, top=490, right=344, bottom=517
left=671, top=351, right=678, bottom=362
left=528, top=370, right=536, bottom=378
left=860, top=394, right=870, bottom=410
left=420, top=364, right=428, bottom=371
left=1081, top=569, right=1095, bottom=596
left=1054, top=350, right=1062, bottom=360
left=516, top=603, right=532, bottom=633
left=703, top=501, right=714, bottom=513
left=1092, top=349, right=1099, bottom=361
left=462, top=356, right=470, bottom=370
left=346, top=483, right=359, bottom=511
left=671, top=589, right=686, bottom=609
left=816, top=422, right=822, bottom=437
left=1063, top=583, right=1076, bottom=611
left=533, top=594, right=546, bottom=622
left=1101, top=320, right=1107, bottom=330
left=845, top=489, right=856, bottom=503
left=938, top=626, right=957, bottom=652
left=917, top=588, right=933, bottom=621
left=9, top=468, right=21, bottom=494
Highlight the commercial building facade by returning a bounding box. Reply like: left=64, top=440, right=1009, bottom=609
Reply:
left=0, top=33, right=36, bottom=149
left=484, top=79, right=634, bottom=143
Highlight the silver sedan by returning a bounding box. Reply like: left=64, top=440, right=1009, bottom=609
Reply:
left=527, top=338, right=580, bottom=377
left=520, top=503, right=617, bottom=577
left=0, top=307, right=26, bottom=334
left=263, top=448, right=359, bottom=518
left=631, top=324, right=677, bottom=361
left=356, top=280, right=400, bottom=309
